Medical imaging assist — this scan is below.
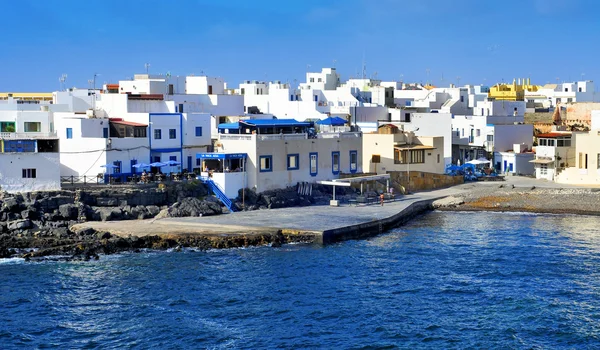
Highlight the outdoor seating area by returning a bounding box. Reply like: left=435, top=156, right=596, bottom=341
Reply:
left=445, top=158, right=502, bottom=182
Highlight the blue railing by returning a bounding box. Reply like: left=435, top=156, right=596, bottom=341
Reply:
left=198, top=176, right=236, bottom=212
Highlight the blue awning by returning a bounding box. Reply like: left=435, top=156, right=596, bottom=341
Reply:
left=316, top=116, right=347, bottom=126
left=196, top=153, right=247, bottom=159
left=239, top=119, right=311, bottom=127
left=217, top=122, right=240, bottom=129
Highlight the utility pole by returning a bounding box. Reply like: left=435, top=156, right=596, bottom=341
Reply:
left=145, top=63, right=151, bottom=75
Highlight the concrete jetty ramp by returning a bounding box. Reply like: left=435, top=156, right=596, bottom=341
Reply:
left=72, top=187, right=463, bottom=245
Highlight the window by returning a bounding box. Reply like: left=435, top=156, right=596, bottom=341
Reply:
left=131, top=159, right=137, bottom=173
left=461, top=128, right=464, bottom=137
left=476, top=129, right=481, bottom=137
left=318, top=78, right=322, bottom=82
left=565, top=88, right=569, bottom=92
left=310, top=78, right=314, bottom=83
left=410, top=150, right=425, bottom=163
left=309, top=153, right=318, bottom=176
left=579, top=87, right=582, bottom=92
left=404, top=113, right=411, bottom=122
left=371, top=154, right=381, bottom=163
left=585, top=154, right=589, bottom=169
left=178, top=104, right=184, bottom=113
left=24, top=122, right=41, bottom=132
left=154, top=129, right=162, bottom=139
left=4, top=140, right=35, bottom=153
left=22, top=168, right=36, bottom=178
left=332, top=152, right=340, bottom=174
left=456, top=129, right=460, bottom=137
left=169, top=129, right=176, bottom=139
left=540, top=164, right=548, bottom=175
left=579, top=153, right=583, bottom=169
left=547, top=139, right=555, bottom=147
left=0, top=122, right=15, bottom=132
left=597, top=154, right=600, bottom=169
left=290, top=95, right=294, bottom=101
left=259, top=155, right=272, bottom=172
left=387, top=113, right=391, bottom=121
left=405, top=101, right=412, bottom=106
left=539, top=138, right=547, bottom=146
left=195, top=127, right=203, bottom=137
left=460, top=96, right=464, bottom=103
left=66, top=128, right=73, bottom=139
left=287, top=154, right=299, bottom=170
left=134, top=127, right=147, bottom=138
left=314, top=95, right=318, bottom=102
left=241, top=88, right=245, bottom=95
left=169, top=156, right=177, bottom=161
left=103, top=127, right=109, bottom=138
left=113, top=161, right=122, bottom=174
left=437, top=154, right=440, bottom=163
left=350, top=151, right=357, bottom=173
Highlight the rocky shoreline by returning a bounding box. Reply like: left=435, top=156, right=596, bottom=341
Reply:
left=0, top=182, right=352, bottom=260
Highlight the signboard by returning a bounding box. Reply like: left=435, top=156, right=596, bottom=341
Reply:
left=196, top=153, right=247, bottom=159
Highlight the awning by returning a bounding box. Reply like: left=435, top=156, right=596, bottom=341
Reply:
left=529, top=159, right=554, bottom=164
left=394, top=145, right=436, bottom=151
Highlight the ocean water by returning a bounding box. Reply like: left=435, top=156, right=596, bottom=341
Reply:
left=2, top=211, right=600, bottom=349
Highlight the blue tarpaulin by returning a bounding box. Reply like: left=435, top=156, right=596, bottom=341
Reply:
left=316, top=116, right=347, bottom=126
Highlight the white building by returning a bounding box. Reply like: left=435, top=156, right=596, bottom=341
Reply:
left=493, top=143, right=535, bottom=176
left=530, top=131, right=574, bottom=181
left=526, top=81, right=599, bottom=108
left=199, top=119, right=362, bottom=198
left=0, top=101, right=61, bottom=192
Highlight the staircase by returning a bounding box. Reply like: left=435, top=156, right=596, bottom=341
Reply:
left=199, top=177, right=237, bottom=212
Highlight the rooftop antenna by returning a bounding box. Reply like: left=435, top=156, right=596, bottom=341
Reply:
left=145, top=63, right=151, bottom=75
left=59, top=74, right=68, bottom=91
left=361, top=53, right=367, bottom=79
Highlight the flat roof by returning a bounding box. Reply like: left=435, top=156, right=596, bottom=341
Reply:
left=394, top=145, right=436, bottom=151
left=333, top=174, right=391, bottom=183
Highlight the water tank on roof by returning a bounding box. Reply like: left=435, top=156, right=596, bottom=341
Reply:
left=86, top=109, right=95, bottom=118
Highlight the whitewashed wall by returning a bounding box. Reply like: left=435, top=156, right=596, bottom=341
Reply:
left=0, top=153, right=60, bottom=193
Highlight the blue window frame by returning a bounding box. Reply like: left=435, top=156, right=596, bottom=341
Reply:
left=130, top=159, right=137, bottom=174
left=113, top=161, right=122, bottom=174
left=169, top=129, right=176, bottom=139
left=287, top=154, right=299, bottom=170
left=196, top=158, right=201, bottom=166
left=259, top=155, right=272, bottom=172
left=66, top=128, right=73, bottom=139
left=169, top=155, right=177, bottom=161
left=103, top=127, right=109, bottom=138
left=4, top=140, right=36, bottom=153
left=309, top=152, right=318, bottom=176
left=349, top=150, right=358, bottom=173
left=195, top=126, right=203, bottom=137
left=332, top=151, right=340, bottom=175
left=153, top=156, right=161, bottom=163
left=154, top=129, right=162, bottom=139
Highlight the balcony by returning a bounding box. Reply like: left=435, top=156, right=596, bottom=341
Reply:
left=317, top=132, right=361, bottom=139
left=219, top=134, right=253, bottom=141
left=0, top=132, right=58, bottom=140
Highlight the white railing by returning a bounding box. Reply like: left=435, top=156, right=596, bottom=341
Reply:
left=0, top=132, right=57, bottom=139
left=317, top=132, right=361, bottom=139
left=257, top=133, right=307, bottom=141
left=219, top=134, right=253, bottom=141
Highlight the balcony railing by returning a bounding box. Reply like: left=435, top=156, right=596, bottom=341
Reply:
left=219, top=134, right=253, bottom=141
left=317, top=132, right=361, bottom=139
left=0, top=132, right=58, bottom=139
left=258, top=133, right=307, bottom=141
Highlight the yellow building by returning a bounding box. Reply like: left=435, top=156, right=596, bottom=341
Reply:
left=488, top=78, right=541, bottom=101
left=0, top=92, right=53, bottom=102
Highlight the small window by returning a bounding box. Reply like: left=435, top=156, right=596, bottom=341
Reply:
left=154, top=129, right=162, bottom=139
left=195, top=126, right=202, bottom=137
left=437, top=154, right=440, bottom=163
left=541, top=164, right=548, bottom=175
left=476, top=129, right=481, bottom=137
left=22, top=168, right=36, bottom=178
left=309, top=153, right=318, bottom=176
left=66, top=128, right=73, bottom=139
left=404, top=113, right=411, bottom=122
left=460, top=96, right=464, bottom=102
left=318, top=78, right=322, bottom=82
left=547, top=139, right=555, bottom=147
left=169, top=129, right=176, bottom=139
left=579, top=87, right=582, bottom=92
left=259, top=155, right=272, bottom=172
left=314, top=95, right=318, bottom=102
left=241, top=88, right=245, bottom=95
left=487, top=135, right=494, bottom=142
left=332, top=152, right=340, bottom=174
left=350, top=151, right=358, bottom=173
left=103, top=127, right=109, bottom=138
left=371, top=154, right=381, bottom=163
left=178, top=104, right=184, bottom=113
left=169, top=156, right=177, bottom=162
left=310, top=78, right=314, bottom=83
left=597, top=154, right=600, bottom=169
left=287, top=154, right=299, bottom=170
left=461, top=129, right=464, bottom=137
left=24, top=122, right=41, bottom=132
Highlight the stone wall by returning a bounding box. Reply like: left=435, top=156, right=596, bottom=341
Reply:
left=389, top=171, right=463, bottom=193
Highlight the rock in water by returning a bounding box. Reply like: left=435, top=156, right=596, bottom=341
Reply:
left=432, top=196, right=465, bottom=209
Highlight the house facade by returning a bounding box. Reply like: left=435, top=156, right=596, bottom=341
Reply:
left=200, top=119, right=362, bottom=197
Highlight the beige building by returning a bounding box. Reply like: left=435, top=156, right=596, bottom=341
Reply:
left=555, top=114, right=600, bottom=185
left=362, top=124, right=445, bottom=175
left=530, top=131, right=574, bottom=181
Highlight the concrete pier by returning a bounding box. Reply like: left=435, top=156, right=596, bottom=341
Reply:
left=72, top=187, right=462, bottom=245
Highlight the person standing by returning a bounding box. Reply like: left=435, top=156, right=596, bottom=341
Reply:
left=380, top=193, right=385, bottom=206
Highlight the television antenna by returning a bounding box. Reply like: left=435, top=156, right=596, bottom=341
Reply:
left=59, top=74, right=68, bottom=91
left=145, top=63, right=151, bottom=74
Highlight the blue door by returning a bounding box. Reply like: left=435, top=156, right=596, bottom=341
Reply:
left=187, top=156, right=192, bottom=172
left=509, top=163, right=514, bottom=172
left=130, top=159, right=137, bottom=174
left=503, top=160, right=507, bottom=172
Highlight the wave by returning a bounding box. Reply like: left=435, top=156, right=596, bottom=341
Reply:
left=0, top=257, right=26, bottom=265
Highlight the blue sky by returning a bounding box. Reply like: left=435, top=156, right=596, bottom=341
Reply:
left=1, top=0, right=598, bottom=91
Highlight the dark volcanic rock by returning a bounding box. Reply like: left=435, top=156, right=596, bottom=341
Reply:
left=158, top=197, right=222, bottom=218
left=7, top=219, right=32, bottom=231
left=59, top=204, right=79, bottom=220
